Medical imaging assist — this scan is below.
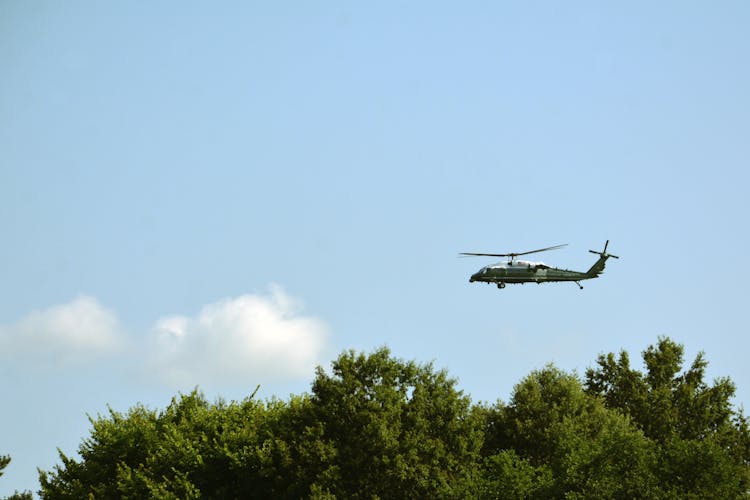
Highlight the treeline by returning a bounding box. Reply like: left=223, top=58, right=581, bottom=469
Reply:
left=6, top=337, right=750, bottom=498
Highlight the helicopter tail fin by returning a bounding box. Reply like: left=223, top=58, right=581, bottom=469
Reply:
left=586, top=240, right=619, bottom=277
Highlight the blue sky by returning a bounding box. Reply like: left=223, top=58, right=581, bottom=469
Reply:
left=2, top=1, right=749, bottom=495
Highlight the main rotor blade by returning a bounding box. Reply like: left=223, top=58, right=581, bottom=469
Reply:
left=459, top=252, right=511, bottom=257
left=460, top=244, right=567, bottom=258
left=514, top=244, right=568, bottom=256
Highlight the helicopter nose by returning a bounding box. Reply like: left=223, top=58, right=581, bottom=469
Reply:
left=470, top=273, right=479, bottom=282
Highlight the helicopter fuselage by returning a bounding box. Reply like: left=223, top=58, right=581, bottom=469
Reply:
left=469, top=259, right=592, bottom=288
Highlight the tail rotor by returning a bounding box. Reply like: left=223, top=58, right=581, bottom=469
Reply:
left=586, top=240, right=619, bottom=277
left=589, top=240, right=619, bottom=260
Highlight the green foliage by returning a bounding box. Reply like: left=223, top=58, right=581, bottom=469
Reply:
left=482, top=366, right=657, bottom=498
left=485, top=365, right=588, bottom=464
left=2, top=492, right=34, bottom=500
left=38, top=391, right=313, bottom=498
left=0, top=455, right=9, bottom=478
left=309, top=347, right=484, bottom=498
left=1, top=455, right=33, bottom=500
left=585, top=336, right=750, bottom=497
left=586, top=337, right=736, bottom=442
left=480, top=449, right=553, bottom=499
left=36, top=338, right=750, bottom=499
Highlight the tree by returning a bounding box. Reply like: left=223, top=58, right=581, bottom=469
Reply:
left=308, top=347, right=484, bottom=498
left=482, top=365, right=657, bottom=498
left=2, top=492, right=34, bottom=500
left=38, top=348, right=484, bottom=499
left=0, top=455, right=33, bottom=500
left=0, top=455, right=9, bottom=479
left=480, top=449, right=553, bottom=499
left=35, top=339, right=750, bottom=498
left=38, top=390, right=296, bottom=498
left=585, top=336, right=750, bottom=497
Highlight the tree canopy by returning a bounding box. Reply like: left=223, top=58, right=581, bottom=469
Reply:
left=21, top=338, right=750, bottom=499
left=0, top=456, right=9, bottom=480
left=584, top=337, right=750, bottom=497
left=0, top=457, right=32, bottom=500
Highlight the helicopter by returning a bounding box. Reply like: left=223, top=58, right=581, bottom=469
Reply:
left=461, top=241, right=618, bottom=290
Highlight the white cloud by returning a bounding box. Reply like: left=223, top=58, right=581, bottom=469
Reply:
left=0, top=295, right=124, bottom=366
left=148, top=285, right=330, bottom=387
left=1, top=287, right=331, bottom=387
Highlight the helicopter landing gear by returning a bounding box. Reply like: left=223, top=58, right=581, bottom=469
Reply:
left=497, top=282, right=506, bottom=289
left=574, top=281, right=583, bottom=290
